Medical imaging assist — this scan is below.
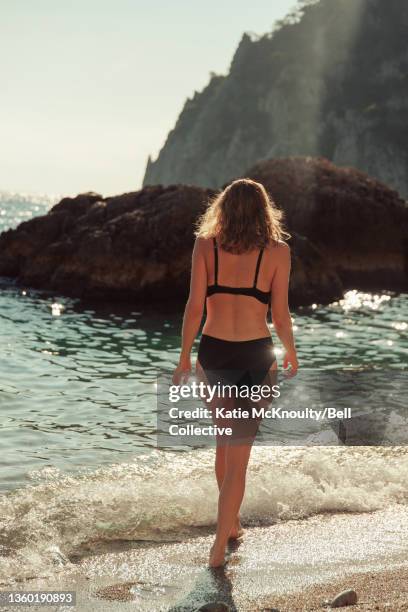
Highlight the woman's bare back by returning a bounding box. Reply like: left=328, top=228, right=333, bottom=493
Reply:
left=202, top=238, right=283, bottom=341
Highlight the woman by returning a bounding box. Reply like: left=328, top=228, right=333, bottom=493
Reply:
left=173, top=178, right=298, bottom=567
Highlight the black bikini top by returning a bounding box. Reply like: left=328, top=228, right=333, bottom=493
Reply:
left=207, top=238, right=270, bottom=305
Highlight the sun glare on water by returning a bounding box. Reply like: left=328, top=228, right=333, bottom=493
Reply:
left=338, top=290, right=392, bottom=312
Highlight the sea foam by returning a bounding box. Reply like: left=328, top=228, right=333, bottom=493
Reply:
left=1, top=445, right=408, bottom=584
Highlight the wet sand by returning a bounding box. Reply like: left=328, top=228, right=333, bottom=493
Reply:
left=4, top=505, right=408, bottom=611
left=267, top=566, right=408, bottom=610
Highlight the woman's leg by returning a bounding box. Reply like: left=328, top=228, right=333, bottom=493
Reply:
left=215, top=441, right=226, bottom=489
left=215, top=442, right=244, bottom=539
left=196, top=359, right=241, bottom=537
left=209, top=442, right=254, bottom=567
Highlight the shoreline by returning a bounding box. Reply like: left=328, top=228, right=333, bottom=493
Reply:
left=267, top=565, right=408, bottom=611
left=5, top=556, right=408, bottom=612
left=7, top=505, right=408, bottom=611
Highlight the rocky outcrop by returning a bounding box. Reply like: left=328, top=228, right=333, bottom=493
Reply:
left=0, top=157, right=405, bottom=305
left=0, top=180, right=342, bottom=307
left=245, top=157, right=408, bottom=291
left=287, top=232, right=343, bottom=307
left=143, top=0, right=408, bottom=198
left=0, top=186, right=212, bottom=302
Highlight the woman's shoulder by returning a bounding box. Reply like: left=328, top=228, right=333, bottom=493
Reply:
left=195, top=236, right=214, bottom=247
left=194, top=236, right=215, bottom=256
left=265, top=239, right=290, bottom=254
left=264, top=241, right=291, bottom=270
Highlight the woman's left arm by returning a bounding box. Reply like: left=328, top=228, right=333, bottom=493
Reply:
left=173, top=238, right=207, bottom=384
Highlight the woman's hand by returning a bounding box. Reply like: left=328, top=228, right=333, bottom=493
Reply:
left=172, top=355, right=192, bottom=385
left=282, top=349, right=298, bottom=377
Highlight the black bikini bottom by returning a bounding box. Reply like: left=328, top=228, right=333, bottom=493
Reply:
left=197, top=334, right=277, bottom=443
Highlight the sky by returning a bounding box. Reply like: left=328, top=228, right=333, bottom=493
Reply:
left=1, top=0, right=297, bottom=197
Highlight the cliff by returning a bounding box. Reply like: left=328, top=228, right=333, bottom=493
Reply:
left=143, top=0, right=408, bottom=197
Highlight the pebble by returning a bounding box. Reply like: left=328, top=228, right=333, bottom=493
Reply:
left=197, top=603, right=230, bottom=612
left=330, top=588, right=358, bottom=607
left=94, top=582, right=135, bottom=602
left=46, top=545, right=70, bottom=566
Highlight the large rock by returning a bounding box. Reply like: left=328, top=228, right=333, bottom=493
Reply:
left=0, top=186, right=210, bottom=302
left=288, top=232, right=343, bottom=306
left=0, top=183, right=342, bottom=307
left=246, top=157, right=408, bottom=291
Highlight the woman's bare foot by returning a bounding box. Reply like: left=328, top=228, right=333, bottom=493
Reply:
left=208, top=541, right=227, bottom=568
left=229, top=518, right=244, bottom=540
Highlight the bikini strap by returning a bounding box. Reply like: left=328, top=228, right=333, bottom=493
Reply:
left=253, top=249, right=264, bottom=288
left=213, top=237, right=218, bottom=285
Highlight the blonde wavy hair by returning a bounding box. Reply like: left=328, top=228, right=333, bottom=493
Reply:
left=195, top=178, right=289, bottom=253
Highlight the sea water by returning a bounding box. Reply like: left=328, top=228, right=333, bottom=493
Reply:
left=0, top=191, right=407, bottom=584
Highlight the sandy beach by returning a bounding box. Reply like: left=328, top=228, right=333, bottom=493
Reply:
left=2, top=504, right=407, bottom=611
left=269, top=566, right=408, bottom=610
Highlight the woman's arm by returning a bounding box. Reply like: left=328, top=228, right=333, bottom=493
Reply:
left=270, top=243, right=298, bottom=374
left=173, top=238, right=207, bottom=384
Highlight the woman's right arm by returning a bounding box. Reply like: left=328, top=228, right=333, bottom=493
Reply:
left=172, top=238, right=207, bottom=384
left=270, top=243, right=298, bottom=374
